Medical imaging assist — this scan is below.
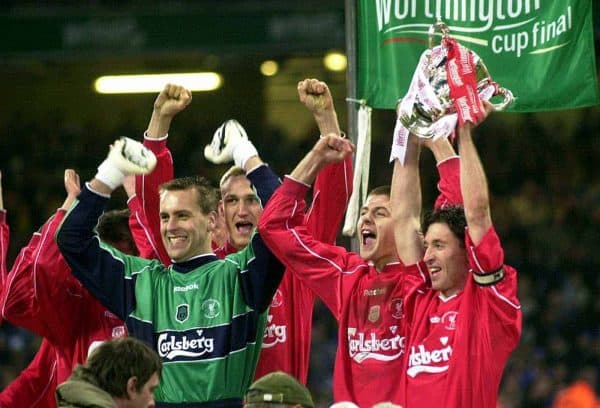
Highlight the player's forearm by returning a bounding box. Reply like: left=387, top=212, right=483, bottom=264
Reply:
left=289, top=150, right=327, bottom=186
left=313, top=108, right=341, bottom=136
left=427, top=136, right=457, bottom=164
left=146, top=110, right=173, bottom=139
left=458, top=126, right=492, bottom=241
left=391, top=135, right=423, bottom=264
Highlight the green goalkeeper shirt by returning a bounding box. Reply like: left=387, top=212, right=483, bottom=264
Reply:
left=56, top=186, right=284, bottom=407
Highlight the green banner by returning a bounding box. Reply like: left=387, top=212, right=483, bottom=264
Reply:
left=357, top=0, right=600, bottom=111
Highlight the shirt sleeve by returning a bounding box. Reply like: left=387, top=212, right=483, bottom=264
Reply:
left=246, top=164, right=282, bottom=207
left=0, top=339, right=57, bottom=408
left=233, top=231, right=286, bottom=313
left=306, top=157, right=353, bottom=243
left=56, top=185, right=140, bottom=321
left=136, top=135, right=173, bottom=266
left=0, top=210, right=84, bottom=341
left=258, top=177, right=356, bottom=317
left=434, top=156, right=462, bottom=209
left=127, top=195, right=163, bottom=261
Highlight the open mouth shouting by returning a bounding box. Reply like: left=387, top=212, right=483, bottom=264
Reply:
left=235, top=220, right=255, bottom=236
left=361, top=228, right=377, bottom=249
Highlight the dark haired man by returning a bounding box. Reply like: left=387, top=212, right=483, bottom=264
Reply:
left=56, top=337, right=162, bottom=408
left=391, top=107, right=522, bottom=408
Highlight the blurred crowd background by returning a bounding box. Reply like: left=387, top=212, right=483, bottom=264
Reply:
left=0, top=1, right=599, bottom=407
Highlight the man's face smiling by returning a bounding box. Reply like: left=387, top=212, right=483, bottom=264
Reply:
left=357, top=193, right=397, bottom=270
left=220, top=175, right=262, bottom=250
left=159, top=188, right=214, bottom=262
left=423, top=222, right=468, bottom=297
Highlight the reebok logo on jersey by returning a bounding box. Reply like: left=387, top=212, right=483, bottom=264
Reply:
left=157, top=330, right=215, bottom=360
left=407, top=337, right=452, bottom=377
left=174, top=283, right=199, bottom=292
left=262, top=314, right=287, bottom=348
left=347, top=328, right=405, bottom=363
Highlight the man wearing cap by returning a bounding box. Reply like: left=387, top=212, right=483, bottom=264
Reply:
left=245, top=371, right=315, bottom=408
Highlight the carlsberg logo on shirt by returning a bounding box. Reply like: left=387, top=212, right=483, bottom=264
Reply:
left=262, top=314, right=287, bottom=349
left=157, top=330, right=215, bottom=360
left=347, top=327, right=405, bottom=363
left=407, top=337, right=453, bottom=377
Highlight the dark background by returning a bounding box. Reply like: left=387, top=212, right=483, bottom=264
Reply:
left=0, top=2, right=599, bottom=407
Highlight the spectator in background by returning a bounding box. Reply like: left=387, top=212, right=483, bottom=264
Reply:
left=245, top=371, right=315, bottom=408
left=56, top=337, right=161, bottom=408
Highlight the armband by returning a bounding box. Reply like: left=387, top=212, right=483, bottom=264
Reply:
left=472, top=267, right=505, bottom=286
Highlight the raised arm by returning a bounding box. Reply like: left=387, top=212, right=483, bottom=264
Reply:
left=56, top=138, right=157, bottom=320
left=124, top=175, right=162, bottom=260
left=258, top=136, right=355, bottom=314
left=298, top=78, right=353, bottom=243
left=1, top=170, right=86, bottom=340
left=137, top=84, right=192, bottom=265
left=422, top=137, right=463, bottom=209
left=457, top=104, right=493, bottom=245
left=390, top=133, right=423, bottom=265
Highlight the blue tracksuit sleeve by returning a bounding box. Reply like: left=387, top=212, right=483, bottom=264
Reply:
left=244, top=164, right=284, bottom=312
left=55, top=185, right=137, bottom=320
left=247, top=164, right=281, bottom=206
left=240, top=232, right=285, bottom=313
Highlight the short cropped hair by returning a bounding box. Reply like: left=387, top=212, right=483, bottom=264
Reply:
left=96, top=209, right=137, bottom=255
left=82, top=337, right=162, bottom=397
left=422, top=205, right=467, bottom=247
left=367, top=185, right=391, bottom=198
left=160, top=176, right=219, bottom=215
left=219, top=166, right=247, bottom=190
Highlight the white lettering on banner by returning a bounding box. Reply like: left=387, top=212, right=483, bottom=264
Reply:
left=157, top=330, right=215, bottom=360
left=490, top=6, right=572, bottom=57
left=262, top=315, right=287, bottom=348
left=376, top=0, right=541, bottom=32
left=347, top=330, right=405, bottom=363
left=375, top=2, right=574, bottom=59
left=407, top=341, right=453, bottom=377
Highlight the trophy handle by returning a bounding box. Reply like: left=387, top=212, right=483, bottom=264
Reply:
left=428, top=20, right=450, bottom=49
left=474, top=56, right=515, bottom=111
left=491, top=87, right=514, bottom=111
left=477, top=79, right=514, bottom=111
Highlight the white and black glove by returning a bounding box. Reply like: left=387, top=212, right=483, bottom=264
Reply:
left=95, top=137, right=157, bottom=190
left=204, top=119, right=258, bottom=169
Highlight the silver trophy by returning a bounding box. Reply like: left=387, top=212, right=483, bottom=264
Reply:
left=397, top=21, right=514, bottom=138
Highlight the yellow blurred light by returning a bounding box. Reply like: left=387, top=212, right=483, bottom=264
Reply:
left=323, top=52, right=347, bottom=72
left=260, top=60, right=279, bottom=77
left=94, top=72, right=223, bottom=94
